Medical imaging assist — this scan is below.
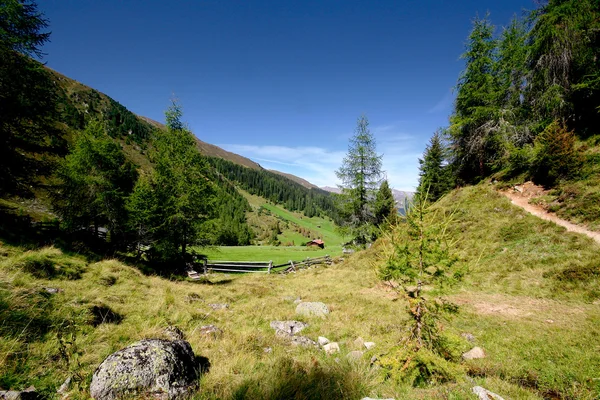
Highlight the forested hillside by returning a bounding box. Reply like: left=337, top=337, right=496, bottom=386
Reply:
left=417, top=0, right=600, bottom=230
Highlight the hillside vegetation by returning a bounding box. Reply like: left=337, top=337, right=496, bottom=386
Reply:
left=2, top=185, right=599, bottom=399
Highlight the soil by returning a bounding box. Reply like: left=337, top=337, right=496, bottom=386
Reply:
left=501, top=182, right=600, bottom=245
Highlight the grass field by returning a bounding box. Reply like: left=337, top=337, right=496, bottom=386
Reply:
left=1, top=184, right=599, bottom=399
left=200, top=245, right=341, bottom=265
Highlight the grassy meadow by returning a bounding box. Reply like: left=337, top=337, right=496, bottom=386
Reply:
left=1, top=184, right=599, bottom=399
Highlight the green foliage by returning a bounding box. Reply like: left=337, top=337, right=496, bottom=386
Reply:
left=374, top=180, right=396, bottom=227
left=336, top=115, right=383, bottom=244
left=0, top=0, right=50, bottom=58
left=532, top=121, right=582, bottom=186
left=416, top=129, right=454, bottom=203
left=54, top=120, right=138, bottom=242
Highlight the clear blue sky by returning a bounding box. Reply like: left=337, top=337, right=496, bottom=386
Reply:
left=40, top=0, right=534, bottom=191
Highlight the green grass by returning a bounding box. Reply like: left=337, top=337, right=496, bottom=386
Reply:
left=1, top=184, right=599, bottom=399
left=200, top=245, right=341, bottom=265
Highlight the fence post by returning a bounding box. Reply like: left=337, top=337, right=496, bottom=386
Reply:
left=268, top=260, right=273, bottom=274
left=203, top=259, right=207, bottom=275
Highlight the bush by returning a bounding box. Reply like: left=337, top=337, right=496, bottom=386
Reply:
left=532, top=122, right=583, bottom=186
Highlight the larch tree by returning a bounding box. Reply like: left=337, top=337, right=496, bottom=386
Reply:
left=374, top=179, right=397, bottom=227
left=336, top=115, right=383, bottom=244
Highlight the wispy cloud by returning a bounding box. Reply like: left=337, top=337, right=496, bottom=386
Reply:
left=219, top=140, right=421, bottom=192
left=428, top=88, right=454, bottom=114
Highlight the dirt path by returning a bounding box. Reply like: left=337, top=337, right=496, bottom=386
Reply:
left=502, top=189, right=600, bottom=245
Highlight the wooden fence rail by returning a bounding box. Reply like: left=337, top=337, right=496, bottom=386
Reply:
left=187, top=255, right=332, bottom=279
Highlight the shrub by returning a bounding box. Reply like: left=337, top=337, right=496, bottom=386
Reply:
left=532, top=122, right=583, bottom=186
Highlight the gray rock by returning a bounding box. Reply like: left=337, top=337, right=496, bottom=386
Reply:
left=323, top=342, right=340, bottom=354
left=353, top=337, right=365, bottom=349
left=462, top=346, right=486, bottom=360
left=270, top=320, right=308, bottom=336
left=164, top=326, right=185, bottom=341
left=295, top=302, right=329, bottom=318
left=461, top=333, right=475, bottom=342
left=208, top=303, right=229, bottom=310
left=347, top=350, right=364, bottom=361
left=290, top=335, right=318, bottom=347
left=317, top=336, right=330, bottom=346
left=293, top=298, right=303, bottom=304
left=56, top=376, right=71, bottom=396
left=364, top=342, right=376, bottom=350
left=198, top=325, right=223, bottom=339
left=89, top=333, right=200, bottom=400
left=0, top=386, right=38, bottom=400
left=44, top=287, right=61, bottom=294
left=472, top=386, right=505, bottom=400
left=263, top=347, right=272, bottom=353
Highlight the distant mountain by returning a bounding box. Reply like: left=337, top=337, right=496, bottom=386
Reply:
left=392, top=189, right=413, bottom=206
left=321, top=186, right=341, bottom=194
left=269, top=170, right=317, bottom=189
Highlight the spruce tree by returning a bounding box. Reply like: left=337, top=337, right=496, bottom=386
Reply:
left=336, top=115, right=383, bottom=244
left=374, top=180, right=396, bottom=227
left=417, top=130, right=453, bottom=203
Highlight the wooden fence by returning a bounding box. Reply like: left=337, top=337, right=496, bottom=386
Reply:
left=187, top=255, right=332, bottom=279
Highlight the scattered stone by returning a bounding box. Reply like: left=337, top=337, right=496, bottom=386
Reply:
left=0, top=386, right=38, bottom=400
left=323, top=342, right=340, bottom=354
left=472, top=386, right=505, bottom=400
left=370, top=355, right=378, bottom=364
left=90, top=327, right=202, bottom=400
left=295, top=302, right=330, bottom=318
left=270, top=320, right=308, bottom=336
left=353, top=337, right=365, bottom=349
left=263, top=347, right=272, bottom=353
left=164, top=326, right=185, bottom=340
left=364, top=342, right=376, bottom=350
left=56, top=376, right=71, bottom=396
left=198, top=325, right=223, bottom=339
left=44, top=287, right=61, bottom=294
left=208, top=303, right=229, bottom=310
left=461, top=332, right=476, bottom=342
left=545, top=319, right=555, bottom=324
left=462, top=347, right=486, bottom=360
left=290, top=335, right=318, bottom=347
left=347, top=350, right=364, bottom=361
left=318, top=336, right=330, bottom=346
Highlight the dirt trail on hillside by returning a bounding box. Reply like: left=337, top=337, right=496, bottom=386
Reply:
left=501, top=184, right=600, bottom=245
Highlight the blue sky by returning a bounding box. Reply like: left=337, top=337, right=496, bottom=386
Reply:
left=40, top=0, right=534, bottom=191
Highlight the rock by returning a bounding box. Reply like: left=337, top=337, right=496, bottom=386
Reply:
left=89, top=329, right=201, bottom=400
left=198, top=325, right=223, bottom=339
left=472, top=386, right=505, bottom=400
left=353, top=337, right=365, bottom=349
left=461, top=332, right=476, bottom=342
left=318, top=336, right=330, bottom=346
left=290, top=335, right=318, bottom=347
left=295, top=302, right=329, bottom=318
left=545, top=319, right=554, bottom=324
left=347, top=350, right=364, bottom=361
left=270, top=320, right=308, bottom=336
left=462, top=346, right=486, bottom=360
left=164, top=326, right=185, bottom=340
left=364, top=342, right=376, bottom=350
left=44, top=287, right=61, bottom=294
left=208, top=303, right=229, bottom=310
left=0, top=386, right=38, bottom=400
left=323, top=342, right=340, bottom=354
left=56, top=376, right=71, bottom=396
left=293, top=298, right=303, bottom=304
left=263, top=347, right=272, bottom=353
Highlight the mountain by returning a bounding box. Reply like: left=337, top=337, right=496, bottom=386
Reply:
left=392, top=189, right=413, bottom=206
left=321, top=186, right=341, bottom=194
left=269, top=170, right=318, bottom=189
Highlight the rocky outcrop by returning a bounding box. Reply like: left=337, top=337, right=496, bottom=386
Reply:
left=295, top=302, right=329, bottom=318
left=0, top=386, right=39, bottom=400
left=90, top=327, right=201, bottom=400
left=269, top=320, right=308, bottom=336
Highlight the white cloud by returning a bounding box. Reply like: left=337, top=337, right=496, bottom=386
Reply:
left=219, top=142, right=421, bottom=192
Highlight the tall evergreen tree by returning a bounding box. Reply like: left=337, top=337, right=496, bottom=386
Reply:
left=336, top=115, right=383, bottom=243
left=417, top=130, right=453, bottom=203
left=450, top=14, right=501, bottom=182
left=55, top=120, right=138, bottom=241
left=374, top=179, right=396, bottom=227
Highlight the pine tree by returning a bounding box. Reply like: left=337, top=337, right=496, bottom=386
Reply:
left=417, top=130, right=453, bottom=203
left=374, top=180, right=396, bottom=227
left=336, top=115, right=383, bottom=244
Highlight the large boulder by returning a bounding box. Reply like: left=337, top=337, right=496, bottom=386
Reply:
left=295, top=302, right=329, bottom=318
left=90, top=329, right=201, bottom=400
